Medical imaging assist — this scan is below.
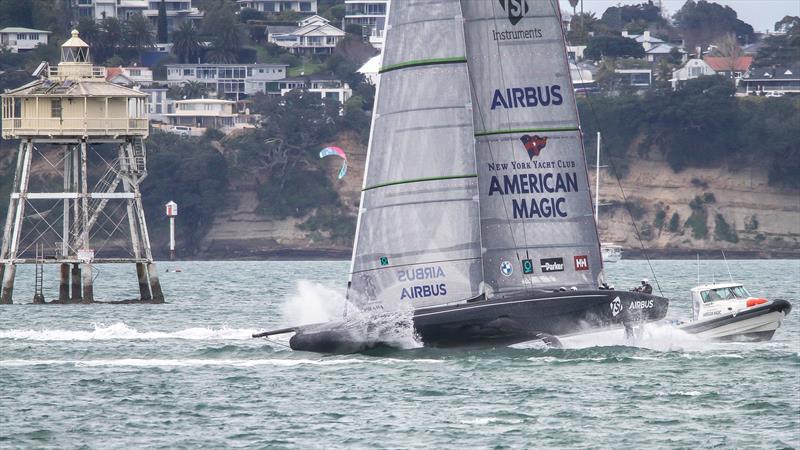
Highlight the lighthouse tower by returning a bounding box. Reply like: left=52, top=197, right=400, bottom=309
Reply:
left=0, top=30, right=163, bottom=304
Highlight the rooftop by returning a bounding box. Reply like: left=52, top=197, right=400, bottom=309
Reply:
left=0, top=27, right=52, bottom=34
left=704, top=56, right=754, bottom=72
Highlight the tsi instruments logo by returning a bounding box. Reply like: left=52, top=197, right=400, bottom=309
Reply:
left=540, top=257, right=564, bottom=273
left=610, top=297, right=622, bottom=317
left=497, top=0, right=529, bottom=25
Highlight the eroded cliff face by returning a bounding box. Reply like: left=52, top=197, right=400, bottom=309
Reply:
left=197, top=132, right=366, bottom=259
left=592, top=151, right=800, bottom=257
left=196, top=133, right=799, bottom=259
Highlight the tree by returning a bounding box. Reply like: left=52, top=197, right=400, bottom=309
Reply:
left=584, top=35, right=645, bottom=60
left=756, top=16, right=800, bottom=66
left=709, top=33, right=743, bottom=76
left=169, top=80, right=208, bottom=99
left=601, top=1, right=666, bottom=32
left=97, top=17, right=125, bottom=63
left=157, top=0, right=168, bottom=43
left=567, top=12, right=599, bottom=46
left=171, top=21, right=202, bottom=63
left=77, top=17, right=100, bottom=48
left=201, top=1, right=244, bottom=62
left=126, top=13, right=155, bottom=64
left=673, top=0, right=755, bottom=51
left=568, top=0, right=579, bottom=16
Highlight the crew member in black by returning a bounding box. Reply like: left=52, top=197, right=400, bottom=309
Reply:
left=640, top=278, right=653, bottom=294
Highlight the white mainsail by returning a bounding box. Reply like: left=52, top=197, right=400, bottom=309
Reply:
left=347, top=0, right=604, bottom=313
left=461, top=0, right=604, bottom=297
left=346, top=1, right=483, bottom=312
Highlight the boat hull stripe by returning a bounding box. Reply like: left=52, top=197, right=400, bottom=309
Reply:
left=363, top=174, right=478, bottom=191
left=379, top=57, right=468, bottom=74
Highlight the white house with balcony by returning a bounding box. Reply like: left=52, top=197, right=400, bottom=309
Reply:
left=344, top=0, right=388, bottom=49
left=0, top=27, right=51, bottom=53
left=268, top=15, right=345, bottom=55
left=279, top=75, right=352, bottom=103
left=163, top=98, right=241, bottom=134
left=1, top=30, right=148, bottom=139
left=237, top=0, right=317, bottom=13
left=166, top=63, right=288, bottom=97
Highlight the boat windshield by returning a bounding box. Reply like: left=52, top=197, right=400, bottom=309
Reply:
left=700, top=286, right=750, bottom=302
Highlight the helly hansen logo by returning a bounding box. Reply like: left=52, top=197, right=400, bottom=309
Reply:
left=498, top=0, right=529, bottom=26
left=574, top=255, right=589, bottom=271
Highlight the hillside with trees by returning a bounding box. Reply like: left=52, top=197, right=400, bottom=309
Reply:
left=0, top=0, right=798, bottom=257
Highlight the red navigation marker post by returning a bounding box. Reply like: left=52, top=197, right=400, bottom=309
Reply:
left=166, top=201, right=178, bottom=261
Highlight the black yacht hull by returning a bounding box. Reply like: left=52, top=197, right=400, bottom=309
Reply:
left=280, top=290, right=668, bottom=354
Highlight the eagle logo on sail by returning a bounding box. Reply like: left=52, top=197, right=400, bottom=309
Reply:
left=497, top=0, right=529, bottom=26
left=520, top=135, right=548, bottom=159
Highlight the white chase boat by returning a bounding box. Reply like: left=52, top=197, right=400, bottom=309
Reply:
left=256, top=0, right=668, bottom=353
left=679, top=282, right=791, bottom=341
left=601, top=243, right=622, bottom=263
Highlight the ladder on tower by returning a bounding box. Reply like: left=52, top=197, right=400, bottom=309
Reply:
left=33, top=243, right=45, bottom=304
left=130, top=140, right=146, bottom=176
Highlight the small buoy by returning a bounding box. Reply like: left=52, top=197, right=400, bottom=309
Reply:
left=746, top=298, right=768, bottom=307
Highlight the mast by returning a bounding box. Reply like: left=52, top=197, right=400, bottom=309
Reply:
left=595, top=132, right=601, bottom=224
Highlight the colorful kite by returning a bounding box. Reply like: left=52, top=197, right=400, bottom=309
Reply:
left=319, top=146, right=348, bottom=179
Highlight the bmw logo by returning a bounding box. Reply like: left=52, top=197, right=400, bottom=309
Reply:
left=500, top=261, right=513, bottom=276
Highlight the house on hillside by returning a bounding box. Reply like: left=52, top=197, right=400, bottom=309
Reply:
left=141, top=87, right=172, bottom=122
left=615, top=69, right=653, bottom=87
left=163, top=98, right=240, bottom=134
left=237, top=0, right=317, bottom=13
left=621, top=30, right=686, bottom=64
left=741, top=65, right=800, bottom=96
left=76, top=0, right=203, bottom=38
left=267, top=15, right=345, bottom=55
left=344, top=0, right=388, bottom=49
left=703, top=55, right=753, bottom=85
left=166, top=63, right=288, bottom=97
left=106, top=66, right=154, bottom=87
left=0, top=27, right=51, bottom=53
left=279, top=75, right=352, bottom=103
left=671, top=58, right=716, bottom=89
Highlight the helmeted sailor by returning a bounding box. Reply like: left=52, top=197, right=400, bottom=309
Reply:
left=640, top=278, right=653, bottom=294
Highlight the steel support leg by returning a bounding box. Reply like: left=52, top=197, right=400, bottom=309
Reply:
left=0, top=264, right=15, bottom=304
left=81, top=263, right=93, bottom=303
left=70, top=263, right=81, bottom=302
left=137, top=262, right=152, bottom=301
left=59, top=263, right=70, bottom=302
left=147, top=263, right=164, bottom=303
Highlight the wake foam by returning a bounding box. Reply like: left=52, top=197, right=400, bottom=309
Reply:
left=558, top=322, right=709, bottom=352
left=282, top=280, right=423, bottom=350
left=0, top=358, right=444, bottom=367
left=0, top=322, right=256, bottom=341
left=281, top=280, right=350, bottom=326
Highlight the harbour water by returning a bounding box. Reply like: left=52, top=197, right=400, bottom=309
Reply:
left=1, top=260, right=798, bottom=448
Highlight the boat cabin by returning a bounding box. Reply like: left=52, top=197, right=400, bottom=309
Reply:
left=1, top=30, right=148, bottom=140
left=690, top=282, right=753, bottom=320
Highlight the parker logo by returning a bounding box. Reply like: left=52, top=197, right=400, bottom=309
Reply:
left=498, top=0, right=529, bottom=26
left=610, top=297, right=622, bottom=317
left=540, top=257, right=564, bottom=273
left=520, top=135, right=547, bottom=159
left=574, top=255, right=589, bottom=271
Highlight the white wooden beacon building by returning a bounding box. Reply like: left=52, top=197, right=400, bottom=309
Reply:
left=0, top=30, right=163, bottom=304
